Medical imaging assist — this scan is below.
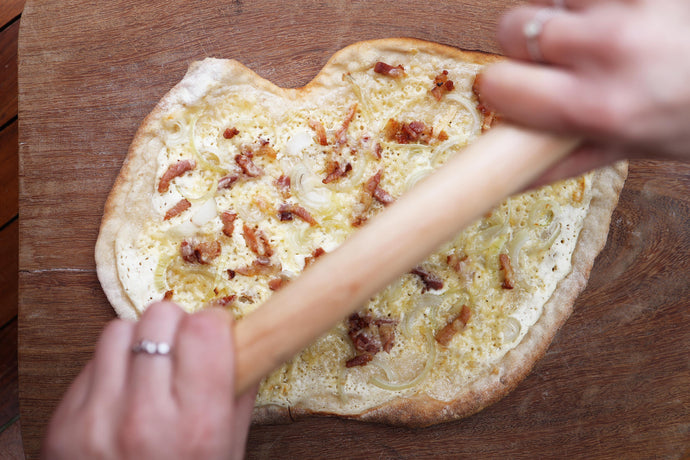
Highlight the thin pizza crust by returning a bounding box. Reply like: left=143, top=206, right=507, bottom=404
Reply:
left=95, top=38, right=627, bottom=426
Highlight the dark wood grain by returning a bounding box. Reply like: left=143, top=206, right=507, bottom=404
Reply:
left=0, top=0, right=24, bottom=27
left=18, top=271, right=115, bottom=455
left=0, top=420, right=24, bottom=460
left=0, top=319, right=19, bottom=430
left=0, top=120, right=18, bottom=225
left=18, top=0, right=516, bottom=272
left=0, top=20, right=19, bottom=128
left=0, top=218, right=18, bottom=326
left=244, top=162, right=690, bottom=460
left=17, top=0, right=689, bottom=458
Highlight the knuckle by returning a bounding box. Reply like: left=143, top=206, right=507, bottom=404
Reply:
left=564, top=89, right=632, bottom=139
left=599, top=19, right=639, bottom=61
left=101, top=318, right=133, bottom=342
left=116, top=409, right=154, bottom=455
left=180, top=416, right=225, bottom=457
left=142, top=300, right=182, bottom=319
left=179, top=310, right=229, bottom=345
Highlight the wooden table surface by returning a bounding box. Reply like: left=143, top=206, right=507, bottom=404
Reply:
left=17, top=0, right=689, bottom=458
left=0, top=0, right=25, bottom=458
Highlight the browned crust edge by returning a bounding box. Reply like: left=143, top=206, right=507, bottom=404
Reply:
left=260, top=162, right=628, bottom=427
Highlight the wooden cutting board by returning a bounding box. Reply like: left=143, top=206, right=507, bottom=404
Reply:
left=17, top=0, right=689, bottom=458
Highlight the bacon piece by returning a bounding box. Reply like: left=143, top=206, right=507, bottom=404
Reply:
left=351, top=215, right=367, bottom=228
left=235, top=153, right=263, bottom=177
left=384, top=119, right=433, bottom=145
left=220, top=211, right=237, bottom=237
left=334, top=103, right=358, bottom=145
left=374, top=318, right=398, bottom=353
left=223, top=127, right=239, bottom=139
left=472, top=74, right=501, bottom=132
left=227, top=269, right=236, bottom=279
left=351, top=169, right=394, bottom=226
left=158, top=159, right=196, bottom=193
left=163, top=290, right=174, bottom=301
left=499, top=253, right=515, bottom=289
left=268, top=276, right=288, bottom=291
left=366, top=169, right=394, bottom=205
left=373, top=187, right=394, bottom=206
left=447, top=252, right=468, bottom=273
left=435, top=305, right=471, bottom=346
left=255, top=138, right=277, bottom=159
left=242, top=224, right=273, bottom=257
left=430, top=70, right=455, bottom=101
left=275, top=174, right=291, bottom=199
left=235, top=257, right=281, bottom=276
left=322, top=160, right=352, bottom=184
left=308, top=119, right=328, bottom=146
left=364, top=169, right=382, bottom=196
left=164, top=198, right=191, bottom=220
left=374, top=142, right=383, bottom=159
left=374, top=61, right=405, bottom=78
left=304, top=247, right=326, bottom=268
left=180, top=239, right=221, bottom=264
left=218, top=174, right=240, bottom=190
left=411, top=266, right=444, bottom=292
left=278, top=203, right=317, bottom=226
left=345, top=313, right=399, bottom=367
left=206, top=295, right=236, bottom=309
left=346, top=354, right=373, bottom=368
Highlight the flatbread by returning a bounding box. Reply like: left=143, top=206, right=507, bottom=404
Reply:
left=95, top=38, right=627, bottom=426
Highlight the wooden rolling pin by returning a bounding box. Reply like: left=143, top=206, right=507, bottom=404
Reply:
left=234, top=124, right=579, bottom=395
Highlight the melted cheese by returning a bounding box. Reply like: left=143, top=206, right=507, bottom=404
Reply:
left=114, top=49, right=595, bottom=414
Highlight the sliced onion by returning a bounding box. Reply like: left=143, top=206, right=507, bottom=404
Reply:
left=530, top=222, right=562, bottom=254
left=507, top=228, right=530, bottom=269
left=402, top=293, right=442, bottom=337
left=336, top=366, right=350, bottom=403
left=153, top=252, right=176, bottom=292
left=175, top=177, right=218, bottom=203
left=285, top=130, right=314, bottom=157
left=502, top=316, right=522, bottom=343
left=191, top=198, right=218, bottom=227
left=528, top=199, right=561, bottom=227
left=165, top=220, right=198, bottom=239
left=290, top=163, right=336, bottom=213
left=404, top=166, right=434, bottom=192
left=369, top=330, right=436, bottom=391
left=189, top=114, right=226, bottom=174
left=344, top=73, right=372, bottom=119
left=444, top=93, right=481, bottom=135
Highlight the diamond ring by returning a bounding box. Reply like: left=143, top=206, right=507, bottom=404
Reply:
left=523, top=9, right=558, bottom=62
left=132, top=339, right=172, bottom=356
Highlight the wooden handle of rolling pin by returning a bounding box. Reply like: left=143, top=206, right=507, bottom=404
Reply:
left=233, top=124, right=580, bottom=395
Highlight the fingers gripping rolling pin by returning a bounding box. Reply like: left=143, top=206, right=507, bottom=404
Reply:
left=234, top=124, right=579, bottom=395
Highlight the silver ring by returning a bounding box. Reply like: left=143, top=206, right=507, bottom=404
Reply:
left=132, top=339, right=172, bottom=356
left=523, top=9, right=558, bottom=62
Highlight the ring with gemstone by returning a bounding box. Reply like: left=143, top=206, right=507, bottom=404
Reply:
left=132, top=339, right=172, bottom=356
left=523, top=8, right=558, bottom=62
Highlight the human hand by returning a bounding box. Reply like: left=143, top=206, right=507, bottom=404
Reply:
left=42, top=302, right=256, bottom=460
left=477, top=0, right=690, bottom=184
